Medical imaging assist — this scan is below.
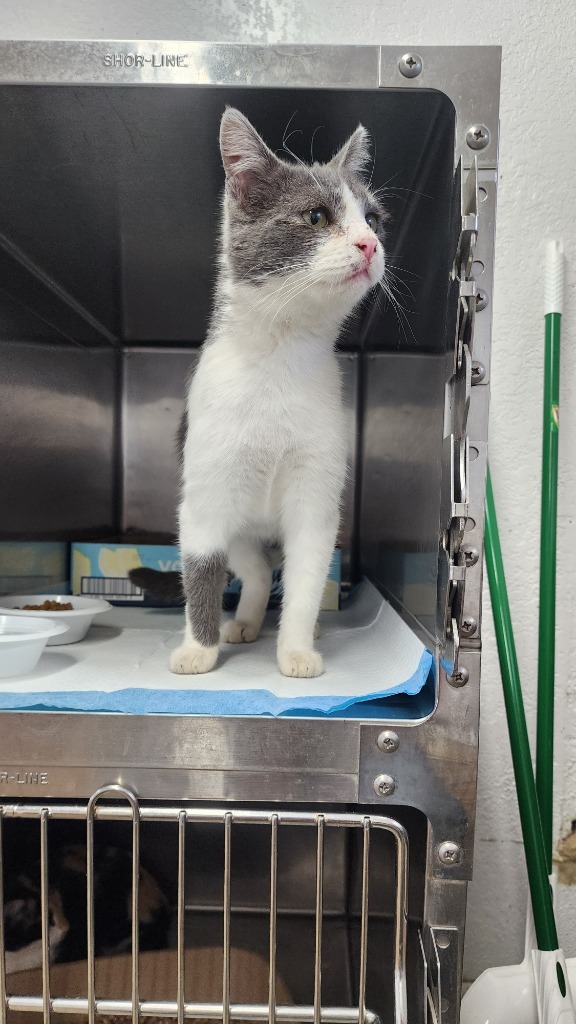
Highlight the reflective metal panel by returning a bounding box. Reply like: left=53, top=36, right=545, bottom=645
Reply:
left=0, top=84, right=455, bottom=346
left=359, top=352, right=446, bottom=639
left=0, top=88, right=121, bottom=342
left=1, top=341, right=117, bottom=539
left=122, top=348, right=197, bottom=536
left=178, top=818, right=348, bottom=914
left=0, top=42, right=380, bottom=90
left=0, top=713, right=361, bottom=774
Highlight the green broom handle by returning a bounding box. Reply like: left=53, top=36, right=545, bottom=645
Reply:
left=537, top=240, right=564, bottom=874
left=485, top=467, right=558, bottom=950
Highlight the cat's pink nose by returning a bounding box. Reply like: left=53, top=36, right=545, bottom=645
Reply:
left=356, top=238, right=377, bottom=263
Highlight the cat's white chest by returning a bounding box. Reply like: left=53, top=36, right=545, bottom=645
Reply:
left=190, top=334, right=344, bottom=457
left=182, top=330, right=348, bottom=540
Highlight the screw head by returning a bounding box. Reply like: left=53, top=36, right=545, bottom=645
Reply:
left=373, top=774, right=396, bottom=797
left=466, top=124, right=491, bottom=151
left=463, top=545, right=480, bottom=566
left=377, top=730, right=399, bottom=753
left=471, top=362, right=486, bottom=385
left=460, top=616, right=477, bottom=638
left=399, top=53, right=423, bottom=78
left=476, top=289, right=489, bottom=311
left=446, top=666, right=469, bottom=688
left=438, top=841, right=463, bottom=866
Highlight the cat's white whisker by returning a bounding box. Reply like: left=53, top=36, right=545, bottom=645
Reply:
left=367, top=136, right=377, bottom=190
left=383, top=270, right=418, bottom=314
left=378, top=279, right=417, bottom=346
left=310, top=124, right=324, bottom=164
left=280, top=116, right=324, bottom=190
left=246, top=269, right=330, bottom=339
left=383, top=266, right=416, bottom=303
left=267, top=268, right=335, bottom=328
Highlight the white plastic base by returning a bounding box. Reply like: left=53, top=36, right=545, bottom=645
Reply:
left=461, top=954, right=576, bottom=1024
left=533, top=949, right=576, bottom=1024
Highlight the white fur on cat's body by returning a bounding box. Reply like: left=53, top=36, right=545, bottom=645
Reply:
left=172, top=150, right=384, bottom=677
left=5, top=925, right=65, bottom=974
left=177, top=287, right=349, bottom=677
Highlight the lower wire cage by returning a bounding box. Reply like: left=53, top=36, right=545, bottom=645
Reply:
left=0, top=787, right=448, bottom=1024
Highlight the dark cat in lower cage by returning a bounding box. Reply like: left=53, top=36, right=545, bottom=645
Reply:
left=4, top=841, right=170, bottom=973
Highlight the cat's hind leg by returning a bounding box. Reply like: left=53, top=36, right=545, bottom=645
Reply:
left=221, top=537, right=272, bottom=644
left=169, top=551, right=227, bottom=674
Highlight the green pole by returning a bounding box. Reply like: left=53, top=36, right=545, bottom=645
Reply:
left=485, top=467, right=558, bottom=951
left=536, top=239, right=563, bottom=874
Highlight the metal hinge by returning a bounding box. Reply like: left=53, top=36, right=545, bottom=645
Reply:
left=438, top=431, right=470, bottom=673
left=438, top=161, right=480, bottom=670
left=456, top=158, right=479, bottom=279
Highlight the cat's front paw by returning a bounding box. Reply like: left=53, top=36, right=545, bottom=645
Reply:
left=169, top=643, right=219, bottom=675
left=221, top=619, right=260, bottom=644
left=277, top=648, right=324, bottom=678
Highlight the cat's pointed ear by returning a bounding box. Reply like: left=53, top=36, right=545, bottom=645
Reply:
left=220, top=108, right=279, bottom=201
left=328, top=125, right=371, bottom=177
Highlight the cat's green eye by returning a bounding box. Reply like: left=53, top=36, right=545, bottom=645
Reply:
left=365, top=212, right=379, bottom=230
left=303, top=207, right=329, bottom=228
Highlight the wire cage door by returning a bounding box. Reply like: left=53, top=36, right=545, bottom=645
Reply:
left=0, top=787, right=410, bottom=1024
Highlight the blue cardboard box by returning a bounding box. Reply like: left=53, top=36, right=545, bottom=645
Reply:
left=71, top=543, right=341, bottom=610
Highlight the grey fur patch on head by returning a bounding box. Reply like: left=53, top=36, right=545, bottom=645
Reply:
left=182, top=552, right=227, bottom=647
left=219, top=107, right=386, bottom=284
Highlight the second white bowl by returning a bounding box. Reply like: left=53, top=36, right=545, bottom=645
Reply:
left=0, top=616, right=69, bottom=676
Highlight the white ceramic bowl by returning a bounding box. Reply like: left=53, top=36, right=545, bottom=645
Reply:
left=0, top=615, right=69, bottom=677
left=0, top=595, right=112, bottom=645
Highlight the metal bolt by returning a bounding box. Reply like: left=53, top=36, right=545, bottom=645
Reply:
left=373, top=774, right=396, bottom=797
left=475, top=289, right=489, bottom=311
left=446, top=667, right=469, bottom=688
left=438, top=841, right=463, bottom=866
left=463, top=545, right=480, bottom=567
left=471, top=361, right=486, bottom=385
left=461, top=544, right=479, bottom=569
left=398, top=53, right=423, bottom=78
left=460, top=616, right=477, bottom=638
left=377, top=730, right=399, bottom=753
left=466, top=124, right=491, bottom=151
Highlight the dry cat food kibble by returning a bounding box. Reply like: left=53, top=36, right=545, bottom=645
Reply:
left=18, top=600, right=74, bottom=611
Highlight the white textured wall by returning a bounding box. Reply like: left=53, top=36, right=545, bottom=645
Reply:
left=2, top=0, right=575, bottom=982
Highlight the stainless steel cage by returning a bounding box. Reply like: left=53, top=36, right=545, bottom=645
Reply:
left=0, top=40, right=501, bottom=1024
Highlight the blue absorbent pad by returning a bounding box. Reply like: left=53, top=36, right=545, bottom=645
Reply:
left=0, top=582, right=433, bottom=717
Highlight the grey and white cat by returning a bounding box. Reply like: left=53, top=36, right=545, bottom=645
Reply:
left=170, top=108, right=386, bottom=679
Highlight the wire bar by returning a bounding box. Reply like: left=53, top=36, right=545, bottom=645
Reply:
left=313, top=816, right=325, bottom=1024
left=39, top=809, right=51, bottom=1024
left=268, top=814, right=278, bottom=1024
left=177, top=810, right=187, bottom=1024
left=357, top=819, right=370, bottom=1024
